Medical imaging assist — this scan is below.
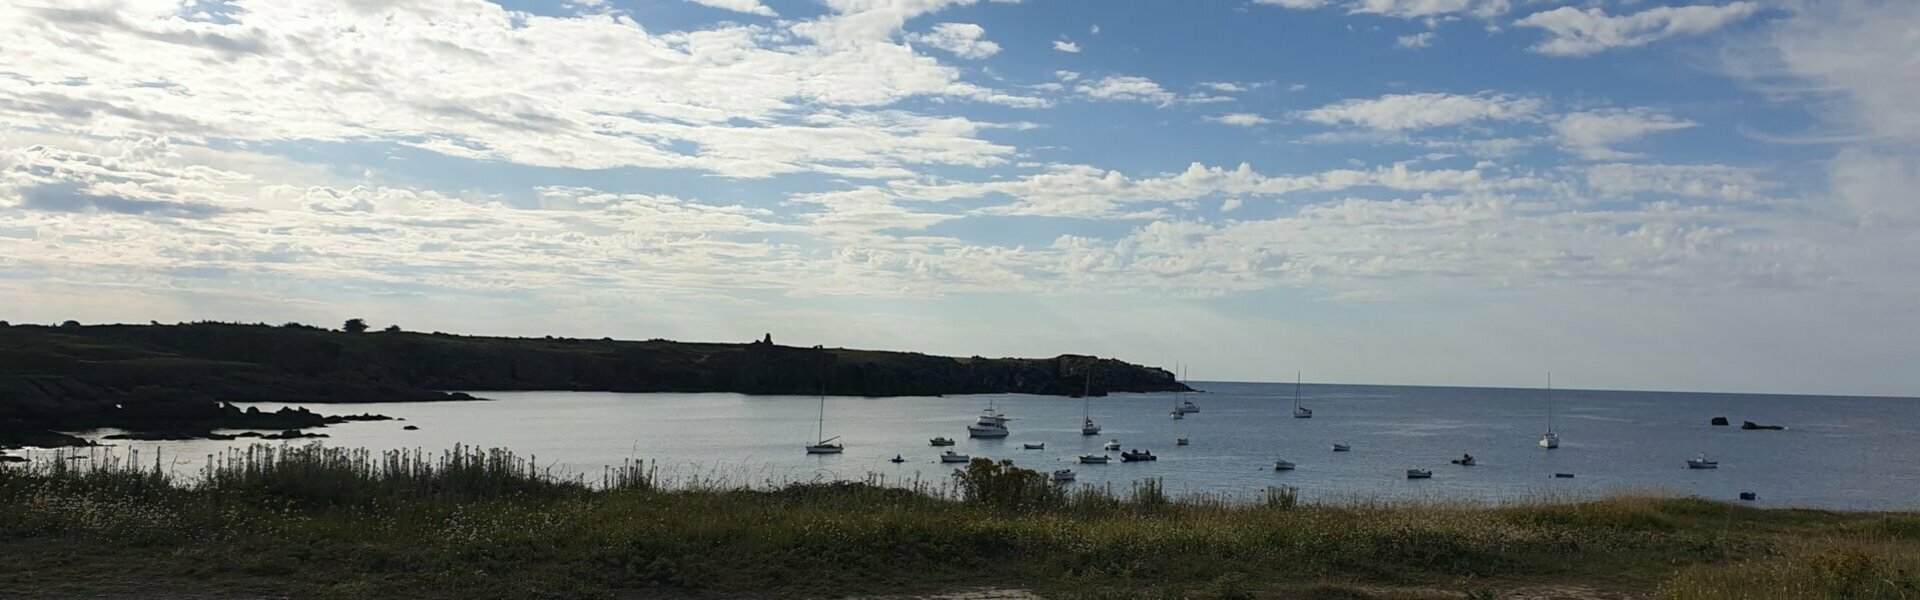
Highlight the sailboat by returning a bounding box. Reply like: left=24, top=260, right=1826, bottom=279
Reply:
left=804, top=384, right=843, bottom=454
left=1539, top=373, right=1560, bottom=449
left=1292, top=371, right=1312, bottom=418
left=1080, top=371, right=1101, bottom=435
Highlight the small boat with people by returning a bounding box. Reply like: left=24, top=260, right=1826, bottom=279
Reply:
left=1051, top=469, right=1076, bottom=482
left=1450, top=454, right=1476, bottom=466
left=1104, top=440, right=1121, bottom=451
left=1553, top=472, right=1575, bottom=478
left=1686, top=454, right=1719, bottom=469
left=929, top=437, right=956, bottom=446
left=1331, top=444, right=1351, bottom=452
left=1120, top=449, right=1157, bottom=462
left=940, top=450, right=972, bottom=463
left=889, top=454, right=905, bottom=463
left=1406, top=469, right=1433, bottom=479
left=1078, top=454, right=1111, bottom=464
left=1273, top=459, right=1295, bottom=471
left=1175, top=437, right=1189, bottom=446
left=1023, top=442, right=1045, bottom=450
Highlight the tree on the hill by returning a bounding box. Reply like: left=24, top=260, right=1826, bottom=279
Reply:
left=60, top=320, right=81, bottom=329
left=343, top=318, right=369, bottom=333
left=384, top=324, right=401, bottom=333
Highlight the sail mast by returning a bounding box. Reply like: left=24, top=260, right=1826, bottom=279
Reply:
left=1546, top=372, right=1554, bottom=435
left=1294, top=371, right=1302, bottom=409
left=816, top=382, right=826, bottom=444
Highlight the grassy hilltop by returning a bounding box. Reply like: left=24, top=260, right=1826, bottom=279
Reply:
left=4, top=444, right=1919, bottom=599
left=0, top=321, right=1187, bottom=446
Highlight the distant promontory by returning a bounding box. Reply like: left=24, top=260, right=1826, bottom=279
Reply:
left=0, top=321, right=1189, bottom=446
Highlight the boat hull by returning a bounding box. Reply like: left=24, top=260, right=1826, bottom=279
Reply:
left=967, top=427, right=1009, bottom=438
left=805, top=445, right=843, bottom=454
left=1078, top=455, right=1110, bottom=464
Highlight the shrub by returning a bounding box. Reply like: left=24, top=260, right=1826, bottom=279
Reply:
left=343, top=318, right=369, bottom=333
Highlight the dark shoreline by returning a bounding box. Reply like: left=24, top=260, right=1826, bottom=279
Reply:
left=1, top=321, right=1189, bottom=447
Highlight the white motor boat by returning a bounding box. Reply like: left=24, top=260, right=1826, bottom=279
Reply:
left=1273, top=459, right=1295, bottom=471
left=1078, top=454, right=1111, bottom=464
left=1051, top=469, right=1076, bottom=482
left=940, top=451, right=972, bottom=463
left=1407, top=469, right=1433, bottom=479
left=1686, top=454, right=1719, bottom=469
left=967, top=407, right=1011, bottom=438
left=929, top=437, right=956, bottom=446
left=1022, top=442, right=1045, bottom=450
left=1175, top=437, right=1189, bottom=446
left=1331, top=444, right=1351, bottom=452
left=1103, top=440, right=1121, bottom=451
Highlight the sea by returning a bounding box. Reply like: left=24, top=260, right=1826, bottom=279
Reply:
left=42, top=381, right=1920, bottom=510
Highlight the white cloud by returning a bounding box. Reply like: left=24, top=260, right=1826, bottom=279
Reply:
left=1396, top=32, right=1436, bottom=48
left=1202, top=82, right=1250, bottom=93
left=685, top=0, right=778, bottom=17
left=1090, top=24, right=1101, bottom=35
left=1554, top=108, right=1697, bottom=160
left=0, top=0, right=1045, bottom=180
left=1075, top=76, right=1175, bottom=105
left=1205, top=113, right=1276, bottom=127
left=891, top=161, right=1544, bottom=218
left=1586, top=163, right=1766, bottom=202
left=1516, top=2, right=1760, bottom=57
left=909, top=22, right=1001, bottom=59
left=1299, top=92, right=1545, bottom=131
left=1053, top=40, right=1082, bottom=53
left=1257, top=0, right=1509, bottom=19
left=1220, top=198, right=1244, bottom=212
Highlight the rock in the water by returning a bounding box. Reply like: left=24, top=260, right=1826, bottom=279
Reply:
left=0, top=453, right=27, bottom=463
left=1740, top=421, right=1785, bottom=431
left=1710, top=417, right=1729, bottom=426
left=0, top=429, right=95, bottom=449
left=258, top=429, right=328, bottom=440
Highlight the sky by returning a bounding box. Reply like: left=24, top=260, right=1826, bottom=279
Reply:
left=0, top=0, right=1915, bottom=397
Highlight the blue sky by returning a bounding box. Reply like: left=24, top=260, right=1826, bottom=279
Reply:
left=1, top=0, right=1916, bottom=396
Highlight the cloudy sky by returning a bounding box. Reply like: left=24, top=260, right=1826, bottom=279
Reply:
left=1, top=0, right=1915, bottom=396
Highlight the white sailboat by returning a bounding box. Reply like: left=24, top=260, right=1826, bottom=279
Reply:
left=1539, top=373, right=1560, bottom=449
left=1080, top=371, right=1101, bottom=436
left=1292, top=371, right=1312, bottom=418
left=804, top=385, right=843, bottom=454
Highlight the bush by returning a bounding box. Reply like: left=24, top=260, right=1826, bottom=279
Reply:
left=343, top=318, right=369, bottom=333
left=951, top=458, right=1060, bottom=510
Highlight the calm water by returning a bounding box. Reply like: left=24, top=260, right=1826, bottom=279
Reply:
left=47, top=381, right=1920, bottom=510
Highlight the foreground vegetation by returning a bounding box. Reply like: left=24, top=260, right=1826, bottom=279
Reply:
left=4, top=445, right=1918, bottom=599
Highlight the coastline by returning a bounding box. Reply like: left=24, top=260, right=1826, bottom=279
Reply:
left=3, top=443, right=1915, bottom=599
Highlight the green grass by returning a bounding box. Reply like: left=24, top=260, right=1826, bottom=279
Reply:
left=3, top=445, right=1916, bottom=599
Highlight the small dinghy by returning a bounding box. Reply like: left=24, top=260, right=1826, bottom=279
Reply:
left=940, top=450, right=972, bottom=463
left=1450, top=454, right=1476, bottom=466
left=1553, top=473, right=1575, bottom=478
left=1739, top=491, right=1758, bottom=501
left=888, top=454, right=905, bottom=463
left=1273, top=459, right=1295, bottom=471
left=1023, top=442, right=1045, bottom=450
left=1078, top=454, right=1111, bottom=464
left=1406, top=469, right=1433, bottom=479
left=1051, top=469, right=1076, bottom=482
left=1103, top=440, right=1121, bottom=451
left=1331, top=444, right=1351, bottom=452
left=929, top=437, right=956, bottom=446
left=1686, top=454, right=1719, bottom=469
left=1175, top=437, right=1189, bottom=446
left=1120, top=449, right=1158, bottom=462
